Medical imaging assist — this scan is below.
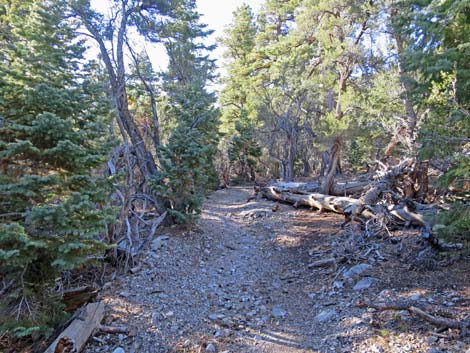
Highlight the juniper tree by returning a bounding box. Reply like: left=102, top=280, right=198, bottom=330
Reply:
left=0, top=0, right=113, bottom=337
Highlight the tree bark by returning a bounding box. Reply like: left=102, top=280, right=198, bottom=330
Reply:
left=44, top=302, right=105, bottom=353
left=72, top=3, right=158, bottom=181
left=126, top=44, right=162, bottom=161
left=389, top=12, right=418, bottom=151
left=320, top=136, right=343, bottom=194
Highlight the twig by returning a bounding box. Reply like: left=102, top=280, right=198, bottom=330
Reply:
left=134, top=211, right=167, bottom=255
left=357, top=300, right=470, bottom=334
left=96, top=324, right=128, bottom=334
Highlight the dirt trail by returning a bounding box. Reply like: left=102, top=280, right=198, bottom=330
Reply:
left=84, top=187, right=470, bottom=353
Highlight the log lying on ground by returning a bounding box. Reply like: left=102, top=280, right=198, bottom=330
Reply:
left=62, top=286, right=99, bottom=312
left=356, top=300, right=470, bottom=334
left=272, top=180, right=370, bottom=196
left=262, top=185, right=431, bottom=230
left=262, top=160, right=464, bottom=251
left=45, top=302, right=105, bottom=353
left=261, top=186, right=363, bottom=214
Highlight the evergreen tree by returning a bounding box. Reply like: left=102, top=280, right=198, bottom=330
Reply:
left=391, top=0, right=469, bottom=241
left=151, top=0, right=219, bottom=223
left=0, top=0, right=113, bottom=337
left=219, top=5, right=264, bottom=181
left=228, top=109, right=262, bottom=182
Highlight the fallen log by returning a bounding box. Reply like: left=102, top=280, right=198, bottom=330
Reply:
left=62, top=286, right=98, bottom=312
left=45, top=302, right=105, bottom=353
left=260, top=186, right=433, bottom=232
left=272, top=180, right=370, bottom=196
left=261, top=186, right=363, bottom=214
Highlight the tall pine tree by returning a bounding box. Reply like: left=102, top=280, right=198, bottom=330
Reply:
left=151, top=0, right=220, bottom=223
left=0, top=0, right=113, bottom=336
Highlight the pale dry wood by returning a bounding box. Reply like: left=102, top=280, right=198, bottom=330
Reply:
left=96, top=325, right=128, bottom=334
left=356, top=300, right=470, bottom=333
left=307, top=258, right=337, bottom=268
left=44, top=302, right=105, bottom=353
left=273, top=180, right=369, bottom=196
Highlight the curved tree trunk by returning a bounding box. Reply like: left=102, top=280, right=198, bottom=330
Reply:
left=320, top=136, right=343, bottom=194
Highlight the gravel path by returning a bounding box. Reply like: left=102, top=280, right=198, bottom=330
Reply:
left=84, top=187, right=470, bottom=353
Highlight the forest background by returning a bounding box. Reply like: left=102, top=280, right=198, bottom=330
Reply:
left=0, top=0, right=468, bottom=343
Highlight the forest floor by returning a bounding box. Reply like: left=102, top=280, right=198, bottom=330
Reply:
left=83, top=186, right=469, bottom=353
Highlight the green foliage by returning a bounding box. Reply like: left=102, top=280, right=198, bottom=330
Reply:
left=151, top=0, right=219, bottom=223
left=433, top=202, right=470, bottom=244
left=347, top=139, right=369, bottom=169
left=0, top=0, right=113, bottom=337
left=228, top=110, right=262, bottom=181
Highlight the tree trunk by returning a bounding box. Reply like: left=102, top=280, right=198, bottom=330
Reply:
left=320, top=136, right=343, bottom=194
left=114, top=89, right=158, bottom=178
left=302, top=158, right=310, bottom=177
left=390, top=14, right=418, bottom=152
left=320, top=151, right=329, bottom=177
left=73, top=4, right=158, bottom=181
left=127, top=44, right=162, bottom=161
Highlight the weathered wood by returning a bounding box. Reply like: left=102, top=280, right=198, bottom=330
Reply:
left=261, top=186, right=363, bottom=215
left=360, top=158, right=414, bottom=206
left=308, top=258, right=337, bottom=268
left=96, top=325, right=128, bottom=334
left=45, top=302, right=105, bottom=353
left=272, top=180, right=369, bottom=196
left=356, top=300, right=470, bottom=333
left=62, top=286, right=98, bottom=312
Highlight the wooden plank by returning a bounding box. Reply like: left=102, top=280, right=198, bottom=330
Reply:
left=44, top=302, right=105, bottom=353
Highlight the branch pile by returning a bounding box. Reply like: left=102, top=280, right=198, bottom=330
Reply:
left=106, top=145, right=167, bottom=270
left=260, top=159, right=456, bottom=248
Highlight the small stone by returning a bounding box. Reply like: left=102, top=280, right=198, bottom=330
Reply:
left=112, top=348, right=125, bottom=353
left=206, top=343, right=216, bottom=352
left=333, top=281, right=344, bottom=289
left=343, top=264, right=372, bottom=279
left=409, top=294, right=422, bottom=301
left=370, top=344, right=384, bottom=353
left=353, top=277, right=376, bottom=290
left=315, top=309, right=337, bottom=323
left=427, top=349, right=443, bottom=353
left=151, top=312, right=160, bottom=325
left=208, top=313, right=225, bottom=320
left=271, top=306, right=287, bottom=318
left=129, top=265, right=141, bottom=274
left=151, top=235, right=169, bottom=250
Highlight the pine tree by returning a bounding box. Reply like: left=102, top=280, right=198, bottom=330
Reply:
left=219, top=5, right=265, bottom=182
left=228, top=109, right=262, bottom=182
left=0, top=0, right=113, bottom=337
left=390, top=0, right=469, bottom=242
left=151, top=0, right=219, bottom=223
